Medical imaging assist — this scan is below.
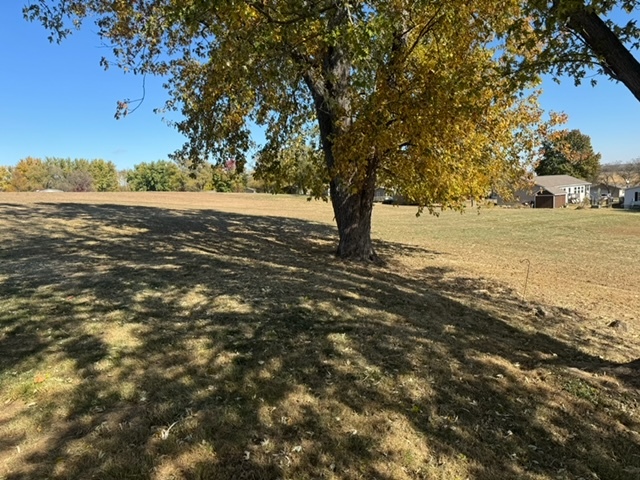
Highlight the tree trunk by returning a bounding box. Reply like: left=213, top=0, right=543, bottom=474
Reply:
left=329, top=158, right=378, bottom=261
left=308, top=91, right=378, bottom=260
left=302, top=9, right=379, bottom=261
left=566, top=7, right=640, bottom=102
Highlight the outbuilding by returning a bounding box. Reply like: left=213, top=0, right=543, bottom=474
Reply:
left=591, top=182, right=626, bottom=200
left=498, top=174, right=591, bottom=207
left=535, top=175, right=591, bottom=204
left=534, top=187, right=566, bottom=209
left=624, top=186, right=640, bottom=209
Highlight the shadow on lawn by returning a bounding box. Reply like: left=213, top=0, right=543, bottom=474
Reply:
left=0, top=201, right=638, bottom=479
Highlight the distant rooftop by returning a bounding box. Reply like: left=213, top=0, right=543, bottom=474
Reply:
left=537, top=186, right=566, bottom=196
left=534, top=175, right=591, bottom=188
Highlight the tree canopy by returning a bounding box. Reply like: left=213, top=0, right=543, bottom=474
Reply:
left=27, top=0, right=582, bottom=259
left=90, top=159, right=120, bottom=192
left=254, top=128, right=327, bottom=195
left=11, top=157, right=49, bottom=192
left=2, top=157, right=119, bottom=192
left=127, top=160, right=185, bottom=192
left=536, top=129, right=601, bottom=181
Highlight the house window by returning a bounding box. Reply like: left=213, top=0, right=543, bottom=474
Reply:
left=635, top=191, right=640, bottom=202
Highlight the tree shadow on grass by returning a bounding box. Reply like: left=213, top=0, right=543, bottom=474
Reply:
left=0, top=201, right=639, bottom=479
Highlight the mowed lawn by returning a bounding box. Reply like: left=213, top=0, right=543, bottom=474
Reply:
left=1, top=192, right=639, bottom=480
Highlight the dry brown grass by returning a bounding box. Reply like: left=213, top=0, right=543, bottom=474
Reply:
left=1, top=192, right=639, bottom=480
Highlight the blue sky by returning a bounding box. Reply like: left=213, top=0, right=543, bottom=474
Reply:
left=1, top=2, right=639, bottom=170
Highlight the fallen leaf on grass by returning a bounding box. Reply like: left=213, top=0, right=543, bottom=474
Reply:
left=160, top=421, right=179, bottom=440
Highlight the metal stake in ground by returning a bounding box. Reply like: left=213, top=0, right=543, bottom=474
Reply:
left=520, top=258, right=531, bottom=301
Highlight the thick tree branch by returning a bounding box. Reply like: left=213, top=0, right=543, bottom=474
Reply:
left=566, top=7, right=640, bottom=101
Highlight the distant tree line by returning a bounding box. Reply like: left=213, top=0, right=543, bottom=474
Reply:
left=126, top=159, right=247, bottom=192
left=0, top=157, right=249, bottom=193
left=598, top=159, right=640, bottom=188
left=0, top=157, right=119, bottom=192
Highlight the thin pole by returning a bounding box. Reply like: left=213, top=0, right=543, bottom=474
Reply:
left=520, top=258, right=531, bottom=301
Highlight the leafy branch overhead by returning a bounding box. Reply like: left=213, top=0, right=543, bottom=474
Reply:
left=513, top=1, right=640, bottom=99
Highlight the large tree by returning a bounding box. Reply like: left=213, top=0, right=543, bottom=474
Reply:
left=90, top=159, right=120, bottom=192
left=11, top=157, right=49, bottom=192
left=127, top=160, right=184, bottom=191
left=26, top=1, right=553, bottom=259
left=536, top=129, right=601, bottom=180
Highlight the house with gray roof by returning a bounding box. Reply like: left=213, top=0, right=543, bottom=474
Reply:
left=533, top=175, right=591, bottom=204
left=591, top=182, right=627, bottom=200
left=498, top=174, right=591, bottom=208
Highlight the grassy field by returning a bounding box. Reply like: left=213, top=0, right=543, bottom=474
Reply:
left=1, top=192, right=639, bottom=480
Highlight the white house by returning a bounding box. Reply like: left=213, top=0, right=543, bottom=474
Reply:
left=591, top=182, right=627, bottom=200
left=534, top=175, right=591, bottom=204
left=500, top=174, right=591, bottom=207
left=624, top=186, right=640, bottom=209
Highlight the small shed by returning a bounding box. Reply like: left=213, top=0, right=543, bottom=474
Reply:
left=624, top=186, right=640, bottom=209
left=535, top=187, right=566, bottom=209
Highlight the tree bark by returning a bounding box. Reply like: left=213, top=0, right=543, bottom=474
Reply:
left=301, top=7, right=379, bottom=261
left=566, top=7, right=640, bottom=102
left=329, top=158, right=378, bottom=261
left=305, top=76, right=378, bottom=260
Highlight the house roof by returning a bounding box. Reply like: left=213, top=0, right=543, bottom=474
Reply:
left=536, top=186, right=565, bottom=196
left=534, top=175, right=591, bottom=188
left=592, top=182, right=627, bottom=189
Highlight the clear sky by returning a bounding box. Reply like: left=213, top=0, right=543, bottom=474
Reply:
left=1, top=2, right=639, bottom=170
